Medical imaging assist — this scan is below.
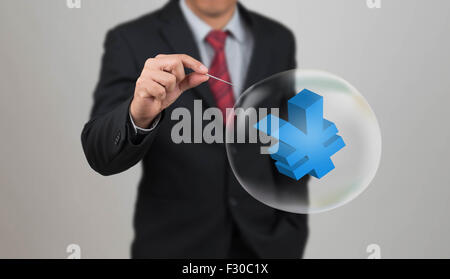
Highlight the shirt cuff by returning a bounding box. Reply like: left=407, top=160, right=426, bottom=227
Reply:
left=129, top=112, right=161, bottom=135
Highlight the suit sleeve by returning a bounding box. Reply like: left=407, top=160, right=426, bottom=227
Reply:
left=81, top=28, right=160, bottom=176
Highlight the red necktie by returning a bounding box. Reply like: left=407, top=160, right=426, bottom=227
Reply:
left=205, top=30, right=235, bottom=121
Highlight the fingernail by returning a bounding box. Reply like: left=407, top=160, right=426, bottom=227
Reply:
left=199, top=65, right=208, bottom=73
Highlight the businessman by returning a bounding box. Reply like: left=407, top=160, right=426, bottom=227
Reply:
left=82, top=0, right=308, bottom=258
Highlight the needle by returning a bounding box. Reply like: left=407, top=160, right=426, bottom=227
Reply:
left=206, top=74, right=234, bottom=86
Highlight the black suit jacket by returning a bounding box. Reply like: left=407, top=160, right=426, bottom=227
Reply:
left=81, top=0, right=308, bottom=258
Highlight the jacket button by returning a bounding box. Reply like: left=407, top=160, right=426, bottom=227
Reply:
left=114, top=130, right=121, bottom=145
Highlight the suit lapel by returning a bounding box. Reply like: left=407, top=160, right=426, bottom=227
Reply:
left=239, top=3, right=272, bottom=92
left=158, top=0, right=216, bottom=108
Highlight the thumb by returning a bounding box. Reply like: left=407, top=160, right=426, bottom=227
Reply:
left=179, top=72, right=209, bottom=92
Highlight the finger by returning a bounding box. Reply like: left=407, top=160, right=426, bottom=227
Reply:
left=146, top=70, right=177, bottom=92
left=179, top=72, right=209, bottom=92
left=149, top=55, right=186, bottom=82
left=148, top=80, right=167, bottom=100
left=177, top=54, right=208, bottom=74
left=170, top=59, right=186, bottom=83
left=137, top=79, right=166, bottom=100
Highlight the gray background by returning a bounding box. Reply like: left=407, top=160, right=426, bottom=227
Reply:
left=1, top=0, right=449, bottom=258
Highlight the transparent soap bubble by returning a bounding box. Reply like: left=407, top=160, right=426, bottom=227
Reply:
left=225, top=69, right=381, bottom=214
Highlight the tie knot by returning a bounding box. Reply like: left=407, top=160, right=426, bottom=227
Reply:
left=206, top=30, right=228, bottom=51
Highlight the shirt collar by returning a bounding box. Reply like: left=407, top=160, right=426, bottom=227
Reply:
left=225, top=5, right=245, bottom=43
left=180, top=0, right=245, bottom=43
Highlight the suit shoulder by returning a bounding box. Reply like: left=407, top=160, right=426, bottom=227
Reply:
left=247, top=10, right=295, bottom=42
left=107, top=7, right=164, bottom=38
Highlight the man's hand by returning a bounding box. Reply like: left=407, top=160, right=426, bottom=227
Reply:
left=130, top=54, right=209, bottom=128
